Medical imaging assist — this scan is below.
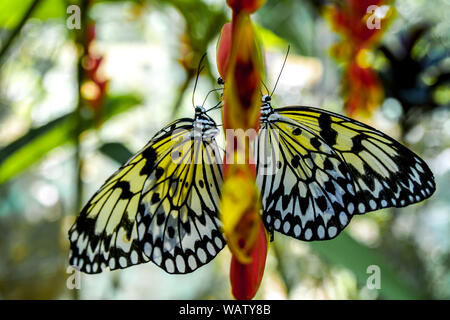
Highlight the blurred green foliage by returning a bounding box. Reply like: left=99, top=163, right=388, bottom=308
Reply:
left=0, top=94, right=142, bottom=184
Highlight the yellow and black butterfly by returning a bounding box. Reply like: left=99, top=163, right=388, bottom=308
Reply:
left=68, top=105, right=226, bottom=274
left=255, top=94, right=435, bottom=241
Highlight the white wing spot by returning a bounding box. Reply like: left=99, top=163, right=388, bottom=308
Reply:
left=144, top=242, right=152, bottom=256
left=176, top=255, right=185, bottom=273
left=215, top=237, right=223, bottom=248
left=119, top=256, right=127, bottom=268
left=197, top=248, right=207, bottom=263
left=274, top=219, right=281, bottom=230
left=358, top=203, right=366, bottom=213
left=165, top=258, right=175, bottom=273
left=415, top=163, right=424, bottom=173
left=207, top=242, right=216, bottom=256
left=305, top=228, right=313, bottom=240
left=347, top=183, right=355, bottom=195
left=70, top=231, right=78, bottom=242
left=188, top=255, right=197, bottom=270
left=339, top=212, right=348, bottom=226
left=348, top=203, right=355, bottom=215
left=131, top=250, right=138, bottom=264
left=317, top=225, right=325, bottom=239
left=293, top=225, right=301, bottom=237
left=283, top=221, right=290, bottom=233
left=153, top=247, right=162, bottom=265
left=138, top=224, right=146, bottom=240
left=109, top=258, right=116, bottom=269
left=328, top=226, right=337, bottom=238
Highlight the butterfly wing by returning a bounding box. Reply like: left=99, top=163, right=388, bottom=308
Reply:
left=136, top=124, right=226, bottom=274
left=256, top=106, right=435, bottom=241
left=68, top=118, right=225, bottom=274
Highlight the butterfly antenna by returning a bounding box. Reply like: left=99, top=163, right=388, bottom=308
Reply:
left=206, top=100, right=223, bottom=112
left=192, top=53, right=207, bottom=108
left=270, top=45, right=290, bottom=97
left=202, top=88, right=224, bottom=108
left=261, top=80, right=270, bottom=96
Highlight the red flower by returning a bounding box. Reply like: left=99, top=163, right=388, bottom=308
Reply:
left=226, top=0, right=266, bottom=14
left=344, top=60, right=383, bottom=116
left=81, top=23, right=108, bottom=123
left=326, top=0, right=394, bottom=117
left=217, top=3, right=267, bottom=300
left=230, top=221, right=267, bottom=300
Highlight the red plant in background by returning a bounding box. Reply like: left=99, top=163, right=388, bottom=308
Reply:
left=217, top=0, right=267, bottom=300
left=326, top=0, right=394, bottom=117
left=226, top=0, right=266, bottom=13
left=81, top=23, right=108, bottom=124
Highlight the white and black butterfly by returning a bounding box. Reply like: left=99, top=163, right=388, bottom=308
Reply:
left=255, top=94, right=436, bottom=241
left=68, top=105, right=226, bottom=274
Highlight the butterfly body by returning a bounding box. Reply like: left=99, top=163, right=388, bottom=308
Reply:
left=260, top=95, right=275, bottom=122
left=193, top=106, right=220, bottom=140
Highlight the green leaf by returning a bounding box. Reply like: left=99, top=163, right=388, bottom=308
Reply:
left=256, top=0, right=318, bottom=56
left=162, top=0, right=227, bottom=52
left=0, top=0, right=66, bottom=28
left=309, top=232, right=424, bottom=299
left=98, top=142, right=133, bottom=164
left=0, top=94, right=142, bottom=184
left=254, top=23, right=290, bottom=50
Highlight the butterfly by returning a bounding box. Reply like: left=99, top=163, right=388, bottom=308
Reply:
left=255, top=94, right=436, bottom=241
left=68, top=104, right=227, bottom=274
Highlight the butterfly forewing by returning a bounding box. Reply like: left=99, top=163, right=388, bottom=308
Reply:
left=257, top=106, right=435, bottom=241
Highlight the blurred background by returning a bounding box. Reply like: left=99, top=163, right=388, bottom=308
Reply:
left=0, top=0, right=449, bottom=300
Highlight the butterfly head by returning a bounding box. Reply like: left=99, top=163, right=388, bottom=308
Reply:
left=262, top=95, right=271, bottom=103
left=194, top=106, right=219, bottom=140
left=195, top=105, right=207, bottom=114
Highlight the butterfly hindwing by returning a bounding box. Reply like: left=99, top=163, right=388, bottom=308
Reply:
left=257, top=105, right=435, bottom=241
left=257, top=115, right=356, bottom=241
